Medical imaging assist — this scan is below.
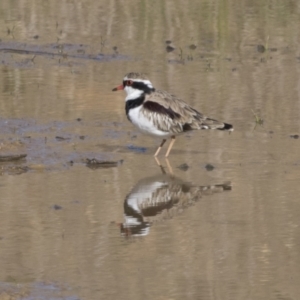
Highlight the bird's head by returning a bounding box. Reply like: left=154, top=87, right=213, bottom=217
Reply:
left=112, top=72, right=155, bottom=100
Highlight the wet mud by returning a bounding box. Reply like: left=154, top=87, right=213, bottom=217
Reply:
left=1, top=1, right=300, bottom=299
left=0, top=41, right=128, bottom=68
left=0, top=118, right=129, bottom=174
left=0, top=282, right=78, bottom=300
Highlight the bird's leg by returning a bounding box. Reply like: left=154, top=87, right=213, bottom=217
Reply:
left=165, top=135, right=176, bottom=158
left=154, top=139, right=167, bottom=157
left=164, top=158, right=174, bottom=175
left=154, top=156, right=166, bottom=174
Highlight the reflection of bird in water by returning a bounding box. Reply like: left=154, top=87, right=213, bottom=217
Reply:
left=119, top=173, right=231, bottom=237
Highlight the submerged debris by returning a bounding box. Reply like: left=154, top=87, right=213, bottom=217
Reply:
left=86, top=158, right=123, bottom=169
left=55, top=136, right=71, bottom=141
left=168, top=59, right=185, bottom=64
left=127, top=144, right=147, bottom=153
left=0, top=154, right=27, bottom=162
left=0, top=165, right=29, bottom=176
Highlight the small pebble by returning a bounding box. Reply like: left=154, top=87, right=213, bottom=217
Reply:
left=290, top=134, right=299, bottom=139
left=53, top=204, right=62, bottom=210
left=205, top=164, right=215, bottom=171
left=166, top=45, right=175, bottom=52
left=257, top=45, right=266, bottom=53
left=177, top=163, right=189, bottom=171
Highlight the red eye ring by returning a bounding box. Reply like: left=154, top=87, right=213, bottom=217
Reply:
left=126, top=80, right=133, bottom=86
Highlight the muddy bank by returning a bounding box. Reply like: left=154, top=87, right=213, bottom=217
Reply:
left=0, top=41, right=128, bottom=68
left=0, top=282, right=78, bottom=300
left=0, top=118, right=133, bottom=175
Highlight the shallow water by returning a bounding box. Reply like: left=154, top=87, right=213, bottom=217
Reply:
left=1, top=0, right=300, bottom=299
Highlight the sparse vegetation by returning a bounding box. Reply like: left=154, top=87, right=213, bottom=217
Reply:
left=252, top=110, right=264, bottom=130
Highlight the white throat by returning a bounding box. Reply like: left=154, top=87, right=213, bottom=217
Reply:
left=125, top=86, right=144, bottom=101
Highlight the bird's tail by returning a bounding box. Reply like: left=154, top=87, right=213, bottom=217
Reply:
left=217, top=122, right=234, bottom=131
left=200, top=119, right=234, bottom=131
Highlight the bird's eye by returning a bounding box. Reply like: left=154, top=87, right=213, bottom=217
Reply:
left=126, top=80, right=133, bottom=86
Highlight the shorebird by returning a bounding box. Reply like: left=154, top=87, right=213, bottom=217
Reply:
left=112, top=72, right=233, bottom=157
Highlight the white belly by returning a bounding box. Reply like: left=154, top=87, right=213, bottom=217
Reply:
left=128, top=106, right=171, bottom=137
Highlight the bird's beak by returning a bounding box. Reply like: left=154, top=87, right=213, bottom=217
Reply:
left=112, top=84, right=124, bottom=92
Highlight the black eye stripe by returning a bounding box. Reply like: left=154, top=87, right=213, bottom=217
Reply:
left=123, top=80, right=133, bottom=86
left=122, top=79, right=155, bottom=94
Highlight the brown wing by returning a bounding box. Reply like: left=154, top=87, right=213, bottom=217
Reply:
left=140, top=90, right=230, bottom=134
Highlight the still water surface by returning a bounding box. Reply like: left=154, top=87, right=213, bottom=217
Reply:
left=1, top=0, right=300, bottom=299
